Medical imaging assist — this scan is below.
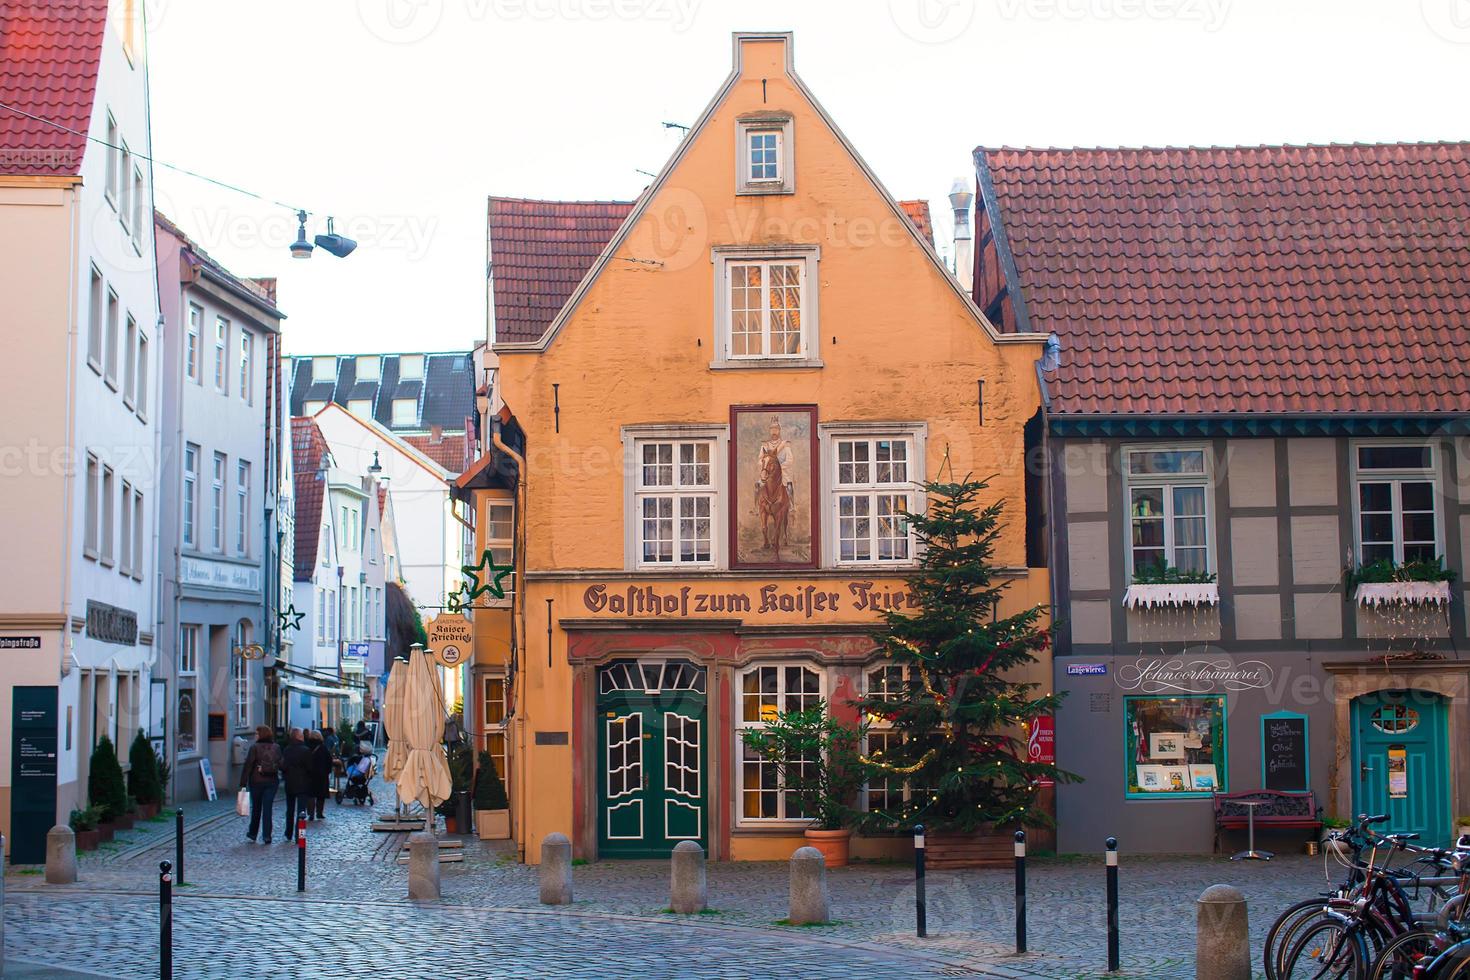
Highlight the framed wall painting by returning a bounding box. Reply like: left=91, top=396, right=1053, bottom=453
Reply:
left=729, top=405, right=819, bottom=569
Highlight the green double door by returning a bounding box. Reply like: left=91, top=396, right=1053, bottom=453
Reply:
left=1353, top=690, right=1451, bottom=844
left=596, top=661, right=707, bottom=859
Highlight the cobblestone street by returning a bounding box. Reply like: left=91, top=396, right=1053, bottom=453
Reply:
left=1, top=779, right=1361, bottom=978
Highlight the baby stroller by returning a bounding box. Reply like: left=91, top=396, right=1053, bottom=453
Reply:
left=338, top=750, right=376, bottom=806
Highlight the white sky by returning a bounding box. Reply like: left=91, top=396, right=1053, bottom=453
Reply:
left=144, top=0, right=1470, bottom=355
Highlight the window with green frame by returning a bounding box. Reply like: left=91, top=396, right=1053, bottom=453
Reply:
left=1124, top=695, right=1227, bottom=798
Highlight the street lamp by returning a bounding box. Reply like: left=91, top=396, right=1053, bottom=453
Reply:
left=289, top=210, right=313, bottom=260
left=368, top=450, right=383, bottom=477
left=289, top=212, right=357, bottom=260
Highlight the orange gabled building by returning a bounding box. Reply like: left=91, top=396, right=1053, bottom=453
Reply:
left=466, top=32, right=1052, bottom=863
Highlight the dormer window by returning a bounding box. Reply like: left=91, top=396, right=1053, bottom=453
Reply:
left=736, top=116, right=794, bottom=195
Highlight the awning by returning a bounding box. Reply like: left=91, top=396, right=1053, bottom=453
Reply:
left=282, top=678, right=361, bottom=702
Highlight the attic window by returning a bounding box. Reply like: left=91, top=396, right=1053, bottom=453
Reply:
left=399, top=354, right=424, bottom=380
left=311, top=356, right=336, bottom=382
left=391, top=398, right=417, bottom=426
left=736, top=117, right=794, bottom=195
left=356, top=355, right=380, bottom=381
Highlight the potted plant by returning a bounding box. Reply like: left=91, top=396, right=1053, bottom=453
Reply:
left=1321, top=816, right=1352, bottom=856
left=69, top=806, right=102, bottom=851
left=437, top=744, right=474, bottom=834
left=126, top=729, right=162, bottom=818
left=88, top=736, right=128, bottom=835
left=740, top=701, right=866, bottom=867
left=473, top=751, right=510, bottom=839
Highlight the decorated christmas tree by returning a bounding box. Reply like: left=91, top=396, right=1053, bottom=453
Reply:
left=856, top=476, right=1067, bottom=833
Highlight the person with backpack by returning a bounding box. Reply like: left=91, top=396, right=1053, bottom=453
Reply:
left=282, top=728, right=315, bottom=839
left=240, top=725, right=283, bottom=843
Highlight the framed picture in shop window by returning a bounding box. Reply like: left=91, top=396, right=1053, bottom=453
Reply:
left=1124, top=695, right=1227, bottom=799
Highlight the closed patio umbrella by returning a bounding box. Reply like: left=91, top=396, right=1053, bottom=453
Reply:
left=396, top=646, right=451, bottom=829
left=381, top=659, right=408, bottom=784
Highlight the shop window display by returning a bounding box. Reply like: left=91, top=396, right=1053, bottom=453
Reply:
left=1125, top=695, right=1226, bottom=798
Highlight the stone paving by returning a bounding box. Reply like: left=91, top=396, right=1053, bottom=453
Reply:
left=3, top=780, right=1384, bottom=978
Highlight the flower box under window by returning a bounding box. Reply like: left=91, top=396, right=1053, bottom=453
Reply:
left=1123, top=582, right=1220, bottom=610
left=1354, top=581, right=1452, bottom=608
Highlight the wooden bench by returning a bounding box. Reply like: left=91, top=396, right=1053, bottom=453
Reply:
left=1213, top=790, right=1321, bottom=853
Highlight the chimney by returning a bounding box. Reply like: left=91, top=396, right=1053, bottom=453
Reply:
left=430, top=424, right=443, bottom=445
left=949, top=177, right=975, bottom=294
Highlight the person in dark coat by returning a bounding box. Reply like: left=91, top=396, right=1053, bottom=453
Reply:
left=240, top=725, right=283, bottom=844
left=307, top=729, right=332, bottom=818
left=281, top=728, right=314, bottom=838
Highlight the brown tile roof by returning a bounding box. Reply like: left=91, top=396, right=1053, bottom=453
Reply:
left=976, top=143, right=1470, bottom=416
left=0, top=0, right=109, bottom=176
left=291, top=417, right=330, bottom=578
left=898, top=199, right=933, bottom=246
left=403, top=432, right=471, bottom=474
left=488, top=197, right=635, bottom=344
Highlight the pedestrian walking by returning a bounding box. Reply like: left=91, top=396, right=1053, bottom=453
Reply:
left=282, top=728, right=314, bottom=838
left=240, top=725, right=283, bottom=844
left=308, top=729, right=332, bottom=818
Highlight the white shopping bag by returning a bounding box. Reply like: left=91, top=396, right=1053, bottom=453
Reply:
left=236, top=788, right=250, bottom=817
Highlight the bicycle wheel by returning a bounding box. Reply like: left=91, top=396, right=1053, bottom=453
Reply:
left=1268, top=900, right=1344, bottom=980
left=1368, top=929, right=1440, bottom=980
left=1430, top=944, right=1470, bottom=980
left=1283, top=917, right=1369, bottom=980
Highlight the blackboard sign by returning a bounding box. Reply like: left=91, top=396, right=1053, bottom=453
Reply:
left=1262, top=713, right=1309, bottom=791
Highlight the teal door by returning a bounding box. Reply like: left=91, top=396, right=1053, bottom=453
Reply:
left=596, top=660, right=707, bottom=859
left=1352, top=691, right=1450, bottom=844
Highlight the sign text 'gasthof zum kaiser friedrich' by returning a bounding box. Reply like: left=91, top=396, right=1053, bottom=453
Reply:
left=581, top=581, right=917, bottom=619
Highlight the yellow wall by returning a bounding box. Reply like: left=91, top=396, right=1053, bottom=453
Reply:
left=491, top=34, right=1048, bottom=863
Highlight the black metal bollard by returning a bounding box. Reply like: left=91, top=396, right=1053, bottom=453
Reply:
left=159, top=860, right=173, bottom=980
left=297, top=815, right=306, bottom=892
left=914, top=824, right=927, bottom=938
left=174, top=808, right=184, bottom=887
left=1105, top=836, right=1120, bottom=972
left=1014, top=830, right=1027, bottom=954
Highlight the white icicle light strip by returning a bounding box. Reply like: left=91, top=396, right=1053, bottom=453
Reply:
left=1353, top=581, right=1453, bottom=607
left=1122, top=583, right=1220, bottom=609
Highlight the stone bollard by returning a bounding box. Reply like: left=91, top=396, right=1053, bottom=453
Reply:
left=788, top=845, right=830, bottom=925
left=45, top=825, right=77, bottom=885
left=1196, top=884, right=1250, bottom=980
left=539, top=832, right=573, bottom=905
left=670, top=840, right=707, bottom=914
left=406, top=832, right=441, bottom=900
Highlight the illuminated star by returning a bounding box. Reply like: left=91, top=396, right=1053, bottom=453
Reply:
left=278, top=604, right=305, bottom=634
left=461, top=549, right=513, bottom=602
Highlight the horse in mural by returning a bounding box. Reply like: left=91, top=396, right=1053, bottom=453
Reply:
left=755, top=446, right=791, bottom=561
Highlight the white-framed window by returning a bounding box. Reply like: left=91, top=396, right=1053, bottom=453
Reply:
left=130, top=487, right=144, bottom=579
left=367, top=526, right=378, bottom=563
left=122, top=314, right=137, bottom=408
left=863, top=664, right=914, bottom=813
left=311, top=356, right=337, bottom=382
left=104, top=287, right=120, bottom=388
left=712, top=247, right=819, bottom=366
left=480, top=674, right=509, bottom=779
left=235, top=460, right=250, bottom=557
left=831, top=435, right=918, bottom=564
left=356, top=355, right=380, bottom=381
left=177, top=624, right=200, bottom=755
left=483, top=498, right=514, bottom=603
left=399, top=353, right=424, bottom=380
left=634, top=439, right=714, bottom=567
left=1353, top=443, right=1441, bottom=566
left=320, top=524, right=331, bottom=565
left=119, top=479, right=133, bottom=576
left=303, top=400, right=327, bottom=416
left=182, top=444, right=198, bottom=548
left=1123, top=446, right=1212, bottom=578
left=135, top=332, right=149, bottom=420
left=100, top=464, right=116, bottom=565
left=84, top=454, right=100, bottom=559
left=130, top=165, right=144, bottom=249
left=328, top=589, right=338, bottom=643
left=315, top=590, right=326, bottom=644
left=737, top=663, right=824, bottom=823
left=390, top=398, right=416, bottom=426
left=211, top=452, right=225, bottom=552
left=104, top=112, right=119, bottom=205
left=87, top=266, right=104, bottom=370
left=736, top=117, right=794, bottom=195
left=348, top=398, right=373, bottom=419
left=233, top=621, right=251, bottom=729
left=213, top=316, right=229, bottom=393
left=118, top=142, right=132, bottom=232
left=186, top=304, right=201, bottom=381
left=238, top=331, right=252, bottom=402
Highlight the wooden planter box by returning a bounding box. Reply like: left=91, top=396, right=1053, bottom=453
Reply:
left=137, top=802, right=159, bottom=820
left=95, top=823, right=115, bottom=843
left=112, top=813, right=135, bottom=831
left=925, top=830, right=1018, bottom=869
left=475, top=809, right=510, bottom=840
left=75, top=829, right=101, bottom=851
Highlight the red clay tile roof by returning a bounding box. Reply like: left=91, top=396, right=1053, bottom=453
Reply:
left=291, top=417, right=330, bottom=578
left=488, top=197, right=635, bottom=344
left=403, top=432, right=470, bottom=474
left=898, top=200, right=933, bottom=246
left=0, top=0, right=109, bottom=176
left=976, top=143, right=1470, bottom=416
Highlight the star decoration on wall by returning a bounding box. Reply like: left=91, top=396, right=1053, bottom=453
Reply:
left=278, top=604, right=305, bottom=634
left=445, top=582, right=473, bottom=614
left=461, top=550, right=513, bottom=603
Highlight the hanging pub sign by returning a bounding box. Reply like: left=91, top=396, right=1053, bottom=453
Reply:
left=1028, top=715, right=1055, bottom=787
left=426, top=614, right=472, bottom=668
left=1261, top=712, right=1308, bottom=792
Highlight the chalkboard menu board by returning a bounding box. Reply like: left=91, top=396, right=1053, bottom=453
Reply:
left=1263, top=713, right=1309, bottom=791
